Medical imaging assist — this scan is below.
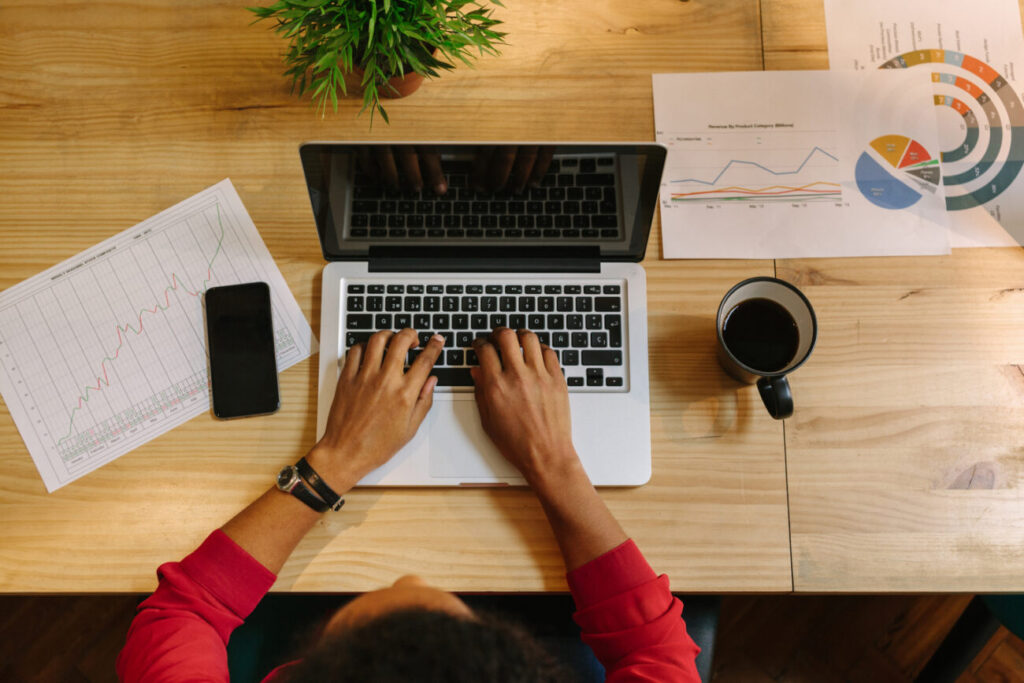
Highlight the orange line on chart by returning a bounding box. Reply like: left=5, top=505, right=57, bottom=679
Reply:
left=671, top=181, right=841, bottom=199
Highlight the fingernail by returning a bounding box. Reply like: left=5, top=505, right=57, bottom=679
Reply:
left=431, top=333, right=445, bottom=344
left=435, top=182, right=447, bottom=195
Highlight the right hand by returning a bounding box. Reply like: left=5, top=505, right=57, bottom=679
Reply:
left=470, top=327, right=580, bottom=484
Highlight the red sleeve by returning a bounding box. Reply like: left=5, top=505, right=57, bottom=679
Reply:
left=116, top=530, right=277, bottom=683
left=567, top=539, right=701, bottom=682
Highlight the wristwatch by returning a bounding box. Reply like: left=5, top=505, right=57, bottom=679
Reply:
left=276, top=465, right=328, bottom=513
left=296, top=456, right=346, bottom=511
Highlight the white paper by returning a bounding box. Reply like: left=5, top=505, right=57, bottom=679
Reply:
left=653, top=70, right=950, bottom=259
left=0, top=179, right=317, bottom=491
left=825, top=0, right=1024, bottom=248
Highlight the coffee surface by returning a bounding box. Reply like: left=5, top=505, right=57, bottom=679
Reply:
left=722, top=298, right=799, bottom=372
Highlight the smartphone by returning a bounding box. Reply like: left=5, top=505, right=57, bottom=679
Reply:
left=204, top=282, right=280, bottom=419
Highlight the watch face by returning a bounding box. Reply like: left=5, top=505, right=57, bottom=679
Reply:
left=276, top=466, right=295, bottom=490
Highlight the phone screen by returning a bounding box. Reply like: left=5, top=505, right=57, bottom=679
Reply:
left=205, top=282, right=280, bottom=418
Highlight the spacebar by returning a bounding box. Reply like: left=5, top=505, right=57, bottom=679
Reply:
left=430, top=368, right=474, bottom=386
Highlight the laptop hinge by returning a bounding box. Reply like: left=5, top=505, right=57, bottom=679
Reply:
left=367, top=246, right=601, bottom=273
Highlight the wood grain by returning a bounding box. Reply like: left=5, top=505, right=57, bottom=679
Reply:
left=760, top=1, right=1024, bottom=592
left=0, top=0, right=793, bottom=592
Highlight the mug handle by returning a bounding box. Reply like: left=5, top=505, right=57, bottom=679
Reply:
left=756, top=375, right=793, bottom=420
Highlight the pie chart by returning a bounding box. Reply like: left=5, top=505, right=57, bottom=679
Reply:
left=855, top=135, right=941, bottom=210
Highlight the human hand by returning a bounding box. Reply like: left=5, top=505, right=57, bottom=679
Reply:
left=357, top=144, right=447, bottom=195
left=307, top=329, right=445, bottom=491
left=470, top=327, right=580, bottom=485
left=471, top=145, right=555, bottom=194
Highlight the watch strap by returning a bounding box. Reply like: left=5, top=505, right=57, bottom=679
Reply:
left=296, top=456, right=345, bottom=511
left=280, top=467, right=329, bottom=513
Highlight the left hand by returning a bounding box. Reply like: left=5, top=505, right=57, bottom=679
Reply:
left=307, top=329, right=445, bottom=491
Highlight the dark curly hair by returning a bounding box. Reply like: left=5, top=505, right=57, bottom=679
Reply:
left=285, top=607, right=576, bottom=682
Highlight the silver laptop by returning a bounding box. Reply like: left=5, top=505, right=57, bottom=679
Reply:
left=300, top=142, right=666, bottom=486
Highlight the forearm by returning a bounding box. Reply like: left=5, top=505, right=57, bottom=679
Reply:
left=529, top=456, right=628, bottom=572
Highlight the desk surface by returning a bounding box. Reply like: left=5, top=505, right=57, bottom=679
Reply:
left=0, top=0, right=1020, bottom=594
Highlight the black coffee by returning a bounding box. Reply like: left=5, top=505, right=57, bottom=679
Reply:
left=722, top=298, right=799, bottom=372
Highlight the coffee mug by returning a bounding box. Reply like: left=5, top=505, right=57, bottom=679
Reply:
left=716, top=277, right=817, bottom=420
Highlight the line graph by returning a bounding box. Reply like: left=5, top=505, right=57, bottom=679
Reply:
left=670, top=181, right=842, bottom=203
left=653, top=69, right=951, bottom=258
left=669, top=146, right=840, bottom=186
left=0, top=180, right=315, bottom=492
left=57, top=207, right=226, bottom=443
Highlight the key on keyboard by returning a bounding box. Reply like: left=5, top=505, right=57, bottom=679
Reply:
left=342, top=281, right=628, bottom=390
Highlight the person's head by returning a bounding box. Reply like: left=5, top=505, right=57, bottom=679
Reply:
left=286, top=574, right=573, bottom=682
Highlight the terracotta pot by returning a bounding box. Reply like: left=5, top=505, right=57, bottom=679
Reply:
left=344, top=63, right=428, bottom=100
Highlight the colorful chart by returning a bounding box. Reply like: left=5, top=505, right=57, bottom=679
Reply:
left=667, top=143, right=842, bottom=205
left=880, top=50, right=1024, bottom=211
left=855, top=135, right=941, bottom=210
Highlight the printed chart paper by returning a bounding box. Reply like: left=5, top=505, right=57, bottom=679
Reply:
left=653, top=70, right=950, bottom=259
left=0, top=179, right=316, bottom=492
left=825, top=0, right=1024, bottom=248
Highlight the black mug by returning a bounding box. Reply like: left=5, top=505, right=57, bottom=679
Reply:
left=716, top=277, right=817, bottom=420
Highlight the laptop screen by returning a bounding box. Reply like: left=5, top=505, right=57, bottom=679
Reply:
left=299, top=142, right=666, bottom=262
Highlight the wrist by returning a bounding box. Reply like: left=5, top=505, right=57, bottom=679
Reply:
left=305, top=445, right=361, bottom=495
left=526, top=451, right=588, bottom=500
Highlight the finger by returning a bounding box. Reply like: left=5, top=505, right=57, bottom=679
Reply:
left=377, top=145, right=400, bottom=190
left=418, top=145, right=447, bottom=195
left=360, top=329, right=394, bottom=374
left=340, top=342, right=364, bottom=381
left=542, top=345, right=563, bottom=380
left=491, top=326, right=525, bottom=371
left=383, top=328, right=419, bottom=374
left=509, top=145, right=539, bottom=194
left=472, top=336, right=502, bottom=375
left=405, top=333, right=445, bottom=388
left=408, top=375, right=438, bottom=431
left=395, top=146, right=423, bottom=193
left=487, top=146, right=518, bottom=193
left=471, top=146, right=496, bottom=192
left=528, top=146, right=555, bottom=187
left=518, top=328, right=544, bottom=368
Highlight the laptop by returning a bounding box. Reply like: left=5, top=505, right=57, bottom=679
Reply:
left=300, top=142, right=666, bottom=486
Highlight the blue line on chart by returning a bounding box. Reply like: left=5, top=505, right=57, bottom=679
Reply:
left=670, top=146, right=839, bottom=186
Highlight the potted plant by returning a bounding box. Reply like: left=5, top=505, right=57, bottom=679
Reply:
left=248, top=0, right=506, bottom=124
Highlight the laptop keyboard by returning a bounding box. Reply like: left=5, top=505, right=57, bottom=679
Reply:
left=343, top=280, right=628, bottom=391
left=349, top=156, right=622, bottom=241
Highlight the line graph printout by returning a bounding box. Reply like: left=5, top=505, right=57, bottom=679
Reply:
left=0, top=179, right=316, bottom=491
left=653, top=70, right=951, bottom=259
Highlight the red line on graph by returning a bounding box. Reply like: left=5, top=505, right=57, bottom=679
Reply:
left=58, top=207, right=225, bottom=443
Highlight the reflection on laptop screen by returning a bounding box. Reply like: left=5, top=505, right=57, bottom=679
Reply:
left=300, top=143, right=666, bottom=262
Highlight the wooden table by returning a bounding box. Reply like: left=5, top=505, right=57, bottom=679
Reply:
left=0, top=0, right=1019, bottom=595
left=762, top=0, right=1024, bottom=593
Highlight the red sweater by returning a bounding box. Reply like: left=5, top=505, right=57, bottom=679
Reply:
left=117, top=531, right=700, bottom=682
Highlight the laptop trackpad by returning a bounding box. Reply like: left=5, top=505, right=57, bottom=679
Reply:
left=429, top=399, right=518, bottom=479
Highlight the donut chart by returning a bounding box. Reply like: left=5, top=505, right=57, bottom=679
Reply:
left=880, top=50, right=1024, bottom=211
left=856, top=135, right=941, bottom=210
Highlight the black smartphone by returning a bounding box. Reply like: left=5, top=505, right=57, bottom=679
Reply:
left=204, top=282, right=280, bottom=419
